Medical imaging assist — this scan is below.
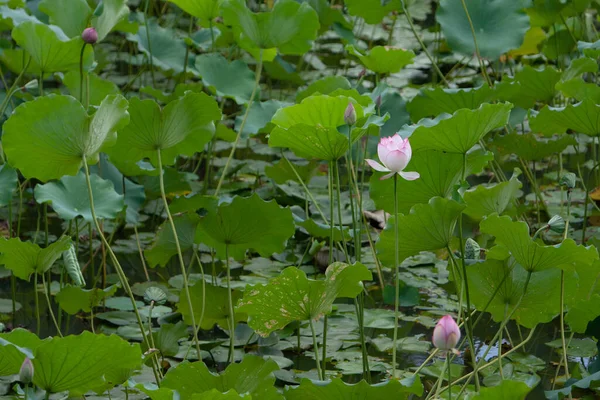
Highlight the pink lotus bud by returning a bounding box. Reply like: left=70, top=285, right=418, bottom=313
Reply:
left=19, top=358, right=34, bottom=383
left=365, top=133, right=420, bottom=181
left=432, top=315, right=460, bottom=351
left=344, top=102, right=357, bottom=126
left=82, top=27, right=98, bottom=44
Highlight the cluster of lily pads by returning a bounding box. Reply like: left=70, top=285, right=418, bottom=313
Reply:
left=0, top=0, right=600, bottom=399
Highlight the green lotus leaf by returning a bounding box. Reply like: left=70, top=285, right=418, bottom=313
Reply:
left=561, top=57, right=598, bottom=82
left=542, top=27, right=580, bottom=60
left=0, top=48, right=43, bottom=74
left=151, top=321, right=188, bottom=357
left=480, top=214, right=599, bottom=272
left=346, top=45, right=414, bottom=75
left=527, top=0, right=588, bottom=27
left=0, top=329, right=44, bottom=376
left=128, top=19, right=190, bottom=74
left=578, top=39, right=600, bottom=58
left=237, top=263, right=371, bottom=336
left=55, top=285, right=118, bottom=315
left=196, top=194, right=295, bottom=261
left=529, top=99, right=600, bottom=137
left=295, top=216, right=351, bottom=242
left=91, top=0, right=130, bottom=41
left=376, top=197, right=465, bottom=267
left=110, top=92, right=221, bottom=168
left=296, top=76, right=351, bottom=103
left=344, top=0, right=400, bottom=24
left=169, top=194, right=218, bottom=215
left=236, top=100, right=290, bottom=137
left=222, top=0, right=319, bottom=56
left=463, top=170, right=522, bottom=220
left=466, top=378, right=534, bottom=399
left=544, top=370, right=600, bottom=400
left=493, top=132, right=577, bottom=161
left=34, top=171, right=125, bottom=222
left=195, top=53, right=257, bottom=104
left=556, top=78, right=600, bottom=103
left=178, top=282, right=246, bottom=330
left=264, top=159, right=317, bottom=185
left=369, top=149, right=493, bottom=214
left=63, top=71, right=120, bottom=106
left=162, top=355, right=281, bottom=400
left=564, top=260, right=600, bottom=333
left=407, top=103, right=512, bottom=154
left=284, top=377, right=423, bottom=399
left=0, top=164, right=18, bottom=207
left=0, top=236, right=71, bottom=280
left=192, top=390, right=250, bottom=399
left=0, top=5, right=42, bottom=27
left=32, top=331, right=141, bottom=395
left=269, top=124, right=349, bottom=161
left=406, top=85, right=496, bottom=122
left=468, top=259, right=561, bottom=329
left=3, top=94, right=129, bottom=182
left=505, top=65, right=561, bottom=108
left=12, top=21, right=94, bottom=72
left=437, top=0, right=530, bottom=59
left=168, top=0, right=221, bottom=23
left=38, top=0, right=91, bottom=38
left=145, top=213, right=201, bottom=268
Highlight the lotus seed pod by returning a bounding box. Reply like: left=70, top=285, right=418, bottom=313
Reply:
left=144, top=286, right=167, bottom=305
left=19, top=358, right=34, bottom=383
left=547, top=215, right=566, bottom=234
left=464, top=238, right=480, bottom=260
left=344, top=102, right=357, bottom=125
left=82, top=27, right=98, bottom=44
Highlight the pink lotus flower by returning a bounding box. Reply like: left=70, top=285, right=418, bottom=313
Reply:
left=432, top=315, right=460, bottom=351
left=366, top=134, right=420, bottom=181
left=19, top=357, right=34, bottom=383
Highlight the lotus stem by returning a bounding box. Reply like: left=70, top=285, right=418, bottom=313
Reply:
left=559, top=190, right=572, bottom=386
left=225, top=244, right=236, bottom=364
left=41, top=271, right=62, bottom=337
left=459, top=0, right=493, bottom=86
left=309, top=318, right=324, bottom=380
left=392, top=174, right=399, bottom=376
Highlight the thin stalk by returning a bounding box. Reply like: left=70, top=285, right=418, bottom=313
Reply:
left=143, top=0, right=156, bottom=86
left=321, top=315, right=328, bottom=377
left=79, top=44, right=87, bottom=103
left=41, top=272, right=62, bottom=337
left=447, top=355, right=452, bottom=398
left=334, top=162, right=349, bottom=258
left=459, top=0, right=493, bottom=86
left=559, top=190, right=572, bottom=384
left=225, top=245, right=235, bottom=364
left=156, top=149, right=202, bottom=357
left=355, top=296, right=371, bottom=382
left=183, top=251, right=207, bottom=361
left=328, top=161, right=335, bottom=264
left=283, top=154, right=327, bottom=222
left=215, top=50, right=263, bottom=195
left=309, top=319, right=324, bottom=380
left=34, top=272, right=40, bottom=335
left=134, top=225, right=150, bottom=281
left=0, top=58, right=30, bottom=117
left=81, top=158, right=161, bottom=384
left=392, top=174, right=400, bottom=376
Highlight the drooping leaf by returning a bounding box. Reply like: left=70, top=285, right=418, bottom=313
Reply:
left=0, top=236, right=72, bottom=280
left=32, top=332, right=141, bottom=395
left=178, top=282, right=246, bottom=330
left=196, top=194, right=295, bottom=261
left=195, top=53, right=257, bottom=104
left=38, top=0, right=91, bottom=38
left=237, top=263, right=371, bottom=336
left=407, top=103, right=512, bottom=154
left=62, top=244, right=85, bottom=286
left=463, top=170, right=522, bottom=220
left=109, top=92, right=221, bottom=168
left=55, top=285, right=118, bottom=315
left=152, top=321, right=189, bottom=357
left=437, top=0, right=530, bottom=59
left=34, top=171, right=125, bottom=222
left=91, top=0, right=130, bottom=41
left=346, top=45, right=414, bottom=74
left=529, top=99, right=600, bottom=137
left=480, top=214, right=599, bottom=272
left=3, top=94, right=129, bottom=181
left=145, top=214, right=201, bottom=268
left=0, top=164, right=18, bottom=207
left=284, top=377, right=423, bottom=399
left=168, top=0, right=222, bottom=23
left=376, top=197, right=465, bottom=267
left=492, top=132, right=577, bottom=161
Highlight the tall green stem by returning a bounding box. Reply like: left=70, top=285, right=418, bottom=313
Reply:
left=41, top=272, right=62, bottom=337
left=392, top=174, right=400, bottom=376
left=34, top=272, right=40, bottom=335
left=225, top=245, right=236, bottom=364
left=559, top=190, right=572, bottom=384
left=215, top=51, right=263, bottom=195
left=310, top=319, right=324, bottom=380
left=156, top=149, right=202, bottom=358
left=143, top=0, right=156, bottom=86
left=459, top=0, right=493, bottom=86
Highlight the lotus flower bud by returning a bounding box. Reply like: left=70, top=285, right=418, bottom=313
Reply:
left=432, top=315, right=460, bottom=351
left=82, top=27, right=98, bottom=44
left=20, top=80, right=38, bottom=92
left=560, top=172, right=576, bottom=190
left=547, top=215, right=566, bottom=234
left=344, top=102, right=357, bottom=126
left=365, top=133, right=420, bottom=181
left=19, top=358, right=34, bottom=383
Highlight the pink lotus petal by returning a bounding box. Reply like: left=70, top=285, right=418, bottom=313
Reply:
left=399, top=171, right=420, bottom=181
left=365, top=159, right=390, bottom=172
left=381, top=149, right=409, bottom=173
left=380, top=172, right=395, bottom=180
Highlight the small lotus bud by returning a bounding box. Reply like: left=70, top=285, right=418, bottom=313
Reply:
left=547, top=215, right=566, bottom=234
left=464, top=238, right=480, bottom=260
left=432, top=315, right=460, bottom=351
left=344, top=102, right=357, bottom=126
left=82, top=27, right=98, bottom=44
left=559, top=172, right=576, bottom=190
left=375, top=95, right=382, bottom=110
left=19, top=358, right=34, bottom=383
left=20, top=80, right=38, bottom=92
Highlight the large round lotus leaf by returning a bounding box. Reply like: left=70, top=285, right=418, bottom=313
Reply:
left=195, top=53, right=257, bottom=104
left=237, top=263, right=371, bottom=336
left=32, top=331, right=141, bottom=395
left=222, top=0, right=319, bottom=55
left=463, top=171, right=522, bottom=220
left=55, top=285, right=118, bottom=315
left=344, top=0, right=400, bottom=24
left=437, top=0, right=530, bottom=59
left=493, top=132, right=577, bottom=161
left=162, top=355, right=280, bottom=400
left=167, top=0, right=222, bottom=23
left=178, top=282, right=246, bottom=330
left=34, top=171, right=125, bottom=222
left=145, top=213, right=201, bottom=268
left=2, top=94, right=129, bottom=182
left=38, top=0, right=91, bottom=38
left=196, top=194, right=295, bottom=260
left=12, top=21, right=94, bottom=72
left=346, top=45, right=415, bottom=74
left=407, top=102, right=512, bottom=154
left=376, top=197, right=465, bottom=267
left=0, top=236, right=71, bottom=280
left=108, top=92, right=220, bottom=168
left=236, top=100, right=289, bottom=136
left=480, top=214, right=599, bottom=272
left=505, top=66, right=561, bottom=109
left=465, top=379, right=533, bottom=399
left=284, top=377, right=423, bottom=400
left=369, top=149, right=493, bottom=214
left=529, top=99, right=600, bottom=137
left=0, top=164, right=18, bottom=207
left=296, top=76, right=351, bottom=103
left=0, top=329, right=44, bottom=376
